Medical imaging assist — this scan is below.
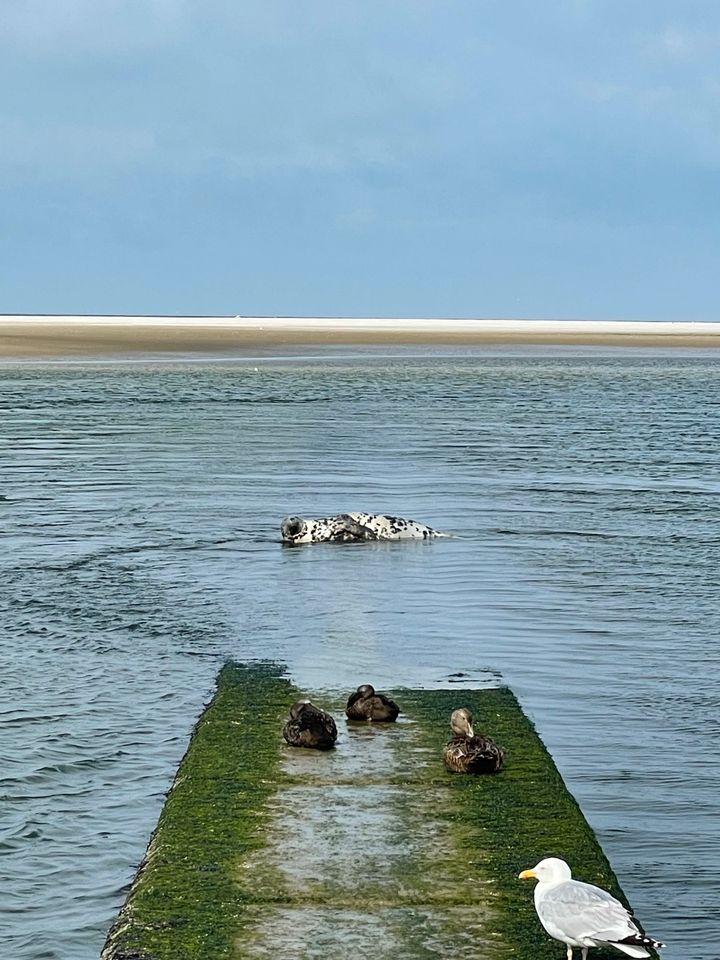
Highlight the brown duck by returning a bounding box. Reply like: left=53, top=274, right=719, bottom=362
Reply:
left=442, top=707, right=504, bottom=774
left=282, top=700, right=337, bottom=750
left=345, top=683, right=400, bottom=722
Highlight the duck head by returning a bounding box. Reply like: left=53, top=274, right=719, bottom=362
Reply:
left=450, top=707, right=475, bottom=738
left=288, top=699, right=313, bottom=720
left=355, top=683, right=376, bottom=699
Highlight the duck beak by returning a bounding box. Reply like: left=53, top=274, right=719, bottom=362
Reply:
left=518, top=869, right=536, bottom=880
left=467, top=725, right=475, bottom=738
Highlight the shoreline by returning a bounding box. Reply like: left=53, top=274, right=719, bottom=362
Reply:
left=2, top=315, right=720, bottom=357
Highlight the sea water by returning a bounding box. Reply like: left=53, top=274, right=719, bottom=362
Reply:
left=1, top=348, right=718, bottom=959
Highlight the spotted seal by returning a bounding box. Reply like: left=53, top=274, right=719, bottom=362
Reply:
left=280, top=512, right=448, bottom=545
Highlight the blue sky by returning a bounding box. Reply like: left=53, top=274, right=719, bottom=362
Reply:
left=1, top=1, right=719, bottom=318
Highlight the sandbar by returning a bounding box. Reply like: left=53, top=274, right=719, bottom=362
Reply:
left=2, top=315, right=720, bottom=358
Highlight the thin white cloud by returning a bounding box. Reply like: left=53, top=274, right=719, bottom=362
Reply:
left=580, top=81, right=628, bottom=103
left=648, top=25, right=720, bottom=62
left=0, top=109, right=406, bottom=186
left=173, top=129, right=403, bottom=182
left=0, top=0, right=189, bottom=56
left=0, top=117, right=157, bottom=177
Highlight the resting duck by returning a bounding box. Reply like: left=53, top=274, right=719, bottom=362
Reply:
left=282, top=700, right=338, bottom=750
left=442, top=707, right=504, bottom=774
left=345, top=683, right=400, bottom=722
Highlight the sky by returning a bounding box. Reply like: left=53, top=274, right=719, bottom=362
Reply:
left=1, top=0, right=719, bottom=319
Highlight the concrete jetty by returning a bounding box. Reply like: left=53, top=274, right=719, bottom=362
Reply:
left=101, top=662, right=648, bottom=959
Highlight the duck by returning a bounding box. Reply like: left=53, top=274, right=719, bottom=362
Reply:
left=345, top=683, right=400, bottom=722
left=442, top=707, right=504, bottom=774
left=282, top=700, right=337, bottom=750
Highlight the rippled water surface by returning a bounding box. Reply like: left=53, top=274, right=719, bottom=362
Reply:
left=2, top=349, right=719, bottom=960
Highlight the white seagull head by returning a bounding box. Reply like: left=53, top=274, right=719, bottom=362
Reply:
left=519, top=856, right=573, bottom=884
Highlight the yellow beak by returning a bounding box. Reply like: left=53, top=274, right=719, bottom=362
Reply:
left=518, top=869, right=536, bottom=880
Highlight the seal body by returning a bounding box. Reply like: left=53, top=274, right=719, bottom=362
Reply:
left=281, top=512, right=447, bottom=545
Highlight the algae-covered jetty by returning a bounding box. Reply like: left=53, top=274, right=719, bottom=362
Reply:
left=102, top=663, right=645, bottom=960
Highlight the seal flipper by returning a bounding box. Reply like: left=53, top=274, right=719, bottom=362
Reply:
left=335, top=514, right=381, bottom=541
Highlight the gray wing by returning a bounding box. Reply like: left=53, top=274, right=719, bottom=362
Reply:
left=539, top=880, right=641, bottom=943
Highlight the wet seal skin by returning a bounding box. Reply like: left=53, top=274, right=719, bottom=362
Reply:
left=280, top=512, right=449, bottom=544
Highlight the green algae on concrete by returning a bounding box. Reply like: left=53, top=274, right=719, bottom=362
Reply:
left=398, top=687, right=648, bottom=960
left=102, top=666, right=656, bottom=960
left=234, top=707, right=500, bottom=960
left=101, top=661, right=298, bottom=960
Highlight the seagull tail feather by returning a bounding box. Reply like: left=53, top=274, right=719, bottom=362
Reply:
left=608, top=933, right=664, bottom=958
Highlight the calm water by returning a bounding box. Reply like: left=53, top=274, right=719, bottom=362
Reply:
left=1, top=349, right=718, bottom=960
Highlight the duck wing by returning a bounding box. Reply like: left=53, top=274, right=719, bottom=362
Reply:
left=345, top=690, right=400, bottom=721
left=283, top=707, right=337, bottom=749
left=443, top=735, right=472, bottom=772
left=345, top=689, right=370, bottom=720
left=466, top=735, right=504, bottom=772
left=369, top=693, right=400, bottom=721
left=443, top=734, right=504, bottom=773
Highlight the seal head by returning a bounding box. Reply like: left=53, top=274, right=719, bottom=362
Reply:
left=281, top=516, right=307, bottom=543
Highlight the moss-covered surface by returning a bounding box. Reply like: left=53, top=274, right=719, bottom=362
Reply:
left=100, top=661, right=298, bottom=960
left=102, top=667, right=652, bottom=960
left=395, top=687, right=639, bottom=960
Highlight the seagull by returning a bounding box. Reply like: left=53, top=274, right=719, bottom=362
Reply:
left=518, top=857, right=664, bottom=959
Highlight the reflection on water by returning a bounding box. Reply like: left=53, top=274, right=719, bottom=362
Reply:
left=2, top=350, right=719, bottom=959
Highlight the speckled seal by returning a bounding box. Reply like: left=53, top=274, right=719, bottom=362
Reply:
left=280, top=512, right=449, bottom=544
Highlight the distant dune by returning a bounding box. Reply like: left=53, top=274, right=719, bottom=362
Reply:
left=2, top=315, right=720, bottom=357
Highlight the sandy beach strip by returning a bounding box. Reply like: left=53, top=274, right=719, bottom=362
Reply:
left=2, top=315, right=720, bottom=357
